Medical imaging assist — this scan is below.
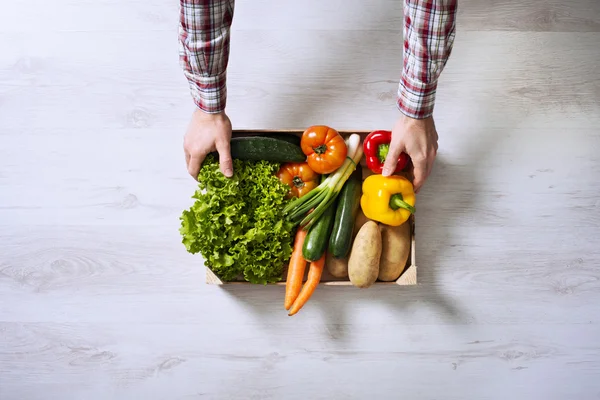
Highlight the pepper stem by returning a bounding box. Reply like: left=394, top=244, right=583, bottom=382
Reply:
left=377, top=144, right=390, bottom=163
left=389, top=193, right=416, bottom=214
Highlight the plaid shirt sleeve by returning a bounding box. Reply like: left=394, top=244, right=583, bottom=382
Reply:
left=398, top=0, right=457, bottom=119
left=179, top=0, right=235, bottom=113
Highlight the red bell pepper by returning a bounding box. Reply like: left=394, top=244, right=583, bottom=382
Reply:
left=363, top=130, right=409, bottom=174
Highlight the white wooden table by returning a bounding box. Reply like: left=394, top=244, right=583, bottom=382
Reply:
left=1, top=1, right=599, bottom=399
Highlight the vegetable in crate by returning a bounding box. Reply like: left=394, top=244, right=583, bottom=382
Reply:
left=326, top=251, right=348, bottom=278
left=234, top=132, right=302, bottom=147
left=348, top=221, right=382, bottom=288
left=285, top=134, right=363, bottom=230
left=285, top=229, right=308, bottom=310
left=276, top=162, right=320, bottom=199
left=363, top=130, right=409, bottom=174
left=300, top=125, right=348, bottom=174
left=210, top=136, right=305, bottom=163
left=288, top=254, right=325, bottom=316
left=361, top=174, right=416, bottom=226
left=378, top=221, right=411, bottom=281
left=353, top=209, right=371, bottom=238
left=179, top=155, right=295, bottom=284
left=286, top=226, right=326, bottom=315
left=302, top=195, right=337, bottom=262
left=328, top=167, right=362, bottom=259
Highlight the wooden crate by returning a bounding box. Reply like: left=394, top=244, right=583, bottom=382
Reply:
left=205, top=129, right=417, bottom=286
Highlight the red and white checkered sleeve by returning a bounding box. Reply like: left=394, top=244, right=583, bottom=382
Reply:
left=179, top=0, right=235, bottom=113
left=398, top=0, right=457, bottom=119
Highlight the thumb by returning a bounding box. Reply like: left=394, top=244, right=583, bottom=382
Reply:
left=382, top=140, right=404, bottom=177
left=216, top=138, right=233, bottom=177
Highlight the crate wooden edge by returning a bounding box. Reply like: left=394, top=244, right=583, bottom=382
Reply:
left=205, top=128, right=418, bottom=287
left=206, top=265, right=417, bottom=286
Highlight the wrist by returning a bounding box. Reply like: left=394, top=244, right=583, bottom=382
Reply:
left=194, top=108, right=228, bottom=121
left=398, top=113, right=432, bottom=129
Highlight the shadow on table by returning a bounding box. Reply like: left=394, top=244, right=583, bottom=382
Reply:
left=312, top=156, right=479, bottom=328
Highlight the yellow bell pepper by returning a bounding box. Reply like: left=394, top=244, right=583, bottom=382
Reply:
left=360, top=174, right=416, bottom=226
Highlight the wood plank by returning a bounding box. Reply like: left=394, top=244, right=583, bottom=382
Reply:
left=1, top=322, right=599, bottom=400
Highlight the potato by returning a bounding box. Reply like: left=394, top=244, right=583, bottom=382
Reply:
left=326, top=252, right=348, bottom=278
left=353, top=209, right=371, bottom=238
left=378, top=221, right=411, bottom=281
left=348, top=221, right=382, bottom=288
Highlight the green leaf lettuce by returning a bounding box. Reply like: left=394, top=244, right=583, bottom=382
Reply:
left=179, top=155, right=294, bottom=284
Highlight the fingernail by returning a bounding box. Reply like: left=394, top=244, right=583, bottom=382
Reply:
left=382, top=168, right=390, bottom=176
left=224, top=168, right=233, bottom=177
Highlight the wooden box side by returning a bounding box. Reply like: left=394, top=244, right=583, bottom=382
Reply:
left=204, top=129, right=417, bottom=286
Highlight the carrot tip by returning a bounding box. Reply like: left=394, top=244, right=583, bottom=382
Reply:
left=288, top=306, right=300, bottom=316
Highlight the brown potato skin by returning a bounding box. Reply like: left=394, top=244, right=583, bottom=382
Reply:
left=348, top=221, right=382, bottom=288
left=378, top=221, right=411, bottom=281
left=353, top=209, right=371, bottom=238
left=326, top=252, right=348, bottom=278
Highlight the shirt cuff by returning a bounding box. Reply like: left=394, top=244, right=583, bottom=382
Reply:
left=397, top=72, right=437, bottom=119
left=184, top=71, right=228, bottom=114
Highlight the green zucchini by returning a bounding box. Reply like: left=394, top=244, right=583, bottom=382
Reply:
left=302, top=200, right=337, bottom=262
left=328, top=167, right=362, bottom=258
left=210, top=136, right=305, bottom=163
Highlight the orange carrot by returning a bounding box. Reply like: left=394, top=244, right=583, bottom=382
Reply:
left=288, top=254, right=325, bottom=316
left=284, top=228, right=308, bottom=310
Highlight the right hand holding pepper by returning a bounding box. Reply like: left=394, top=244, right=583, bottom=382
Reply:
left=383, top=114, right=439, bottom=193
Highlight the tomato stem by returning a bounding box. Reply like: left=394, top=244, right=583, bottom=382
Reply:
left=314, top=144, right=328, bottom=155
left=292, top=176, right=305, bottom=188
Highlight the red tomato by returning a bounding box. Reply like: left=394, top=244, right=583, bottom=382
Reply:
left=300, top=125, right=347, bottom=174
left=276, top=162, right=320, bottom=199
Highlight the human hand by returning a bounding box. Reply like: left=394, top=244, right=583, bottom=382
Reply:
left=184, top=110, right=233, bottom=180
left=383, top=114, right=438, bottom=193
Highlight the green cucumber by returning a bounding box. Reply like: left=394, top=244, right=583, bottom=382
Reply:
left=234, top=132, right=301, bottom=147
left=263, top=133, right=301, bottom=147
left=210, top=136, right=305, bottom=163
left=328, top=167, right=362, bottom=258
left=302, top=200, right=337, bottom=262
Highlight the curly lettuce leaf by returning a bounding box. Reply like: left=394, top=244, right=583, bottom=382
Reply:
left=179, top=155, right=294, bottom=284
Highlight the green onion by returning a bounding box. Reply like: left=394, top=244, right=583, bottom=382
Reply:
left=284, top=134, right=364, bottom=230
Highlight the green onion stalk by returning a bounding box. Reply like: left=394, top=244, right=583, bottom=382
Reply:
left=284, top=134, right=363, bottom=230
